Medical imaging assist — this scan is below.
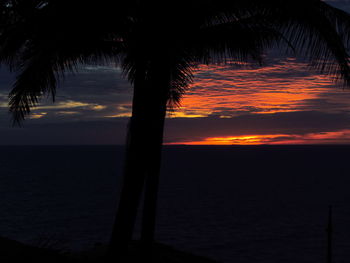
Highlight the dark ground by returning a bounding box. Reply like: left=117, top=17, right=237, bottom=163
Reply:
left=0, top=237, right=218, bottom=262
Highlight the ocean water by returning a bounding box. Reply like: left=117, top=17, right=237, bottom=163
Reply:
left=0, top=145, right=350, bottom=262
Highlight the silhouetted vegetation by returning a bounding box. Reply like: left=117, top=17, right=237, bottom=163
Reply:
left=2, top=0, right=350, bottom=262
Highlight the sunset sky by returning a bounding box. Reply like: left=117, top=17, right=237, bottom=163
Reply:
left=1, top=0, right=350, bottom=145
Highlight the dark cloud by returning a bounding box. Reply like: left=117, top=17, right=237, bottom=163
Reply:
left=0, top=66, right=131, bottom=145
left=164, top=111, right=350, bottom=143
left=2, top=111, right=349, bottom=145
left=0, top=65, right=133, bottom=124
left=0, top=119, right=129, bottom=145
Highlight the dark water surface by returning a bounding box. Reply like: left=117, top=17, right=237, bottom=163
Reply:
left=0, top=145, right=350, bottom=262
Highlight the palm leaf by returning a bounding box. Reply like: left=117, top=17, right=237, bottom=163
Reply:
left=3, top=0, right=350, bottom=122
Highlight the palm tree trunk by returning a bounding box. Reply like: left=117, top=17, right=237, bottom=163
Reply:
left=140, top=91, right=167, bottom=260
left=108, top=62, right=169, bottom=261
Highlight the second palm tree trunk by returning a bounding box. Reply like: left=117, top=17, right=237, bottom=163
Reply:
left=140, top=98, right=166, bottom=260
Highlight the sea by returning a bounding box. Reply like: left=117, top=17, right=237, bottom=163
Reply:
left=0, top=145, right=350, bottom=263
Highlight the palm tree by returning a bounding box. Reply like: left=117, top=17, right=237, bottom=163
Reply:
left=1, top=0, right=350, bottom=261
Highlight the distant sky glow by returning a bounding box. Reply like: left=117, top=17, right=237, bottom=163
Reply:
left=170, top=130, right=350, bottom=145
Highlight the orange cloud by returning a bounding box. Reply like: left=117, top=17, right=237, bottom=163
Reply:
left=173, top=59, right=350, bottom=118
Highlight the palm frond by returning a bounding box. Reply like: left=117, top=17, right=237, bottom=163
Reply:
left=1, top=0, right=126, bottom=123
left=3, top=0, right=350, bottom=123
left=266, top=0, right=350, bottom=85
left=9, top=49, right=58, bottom=123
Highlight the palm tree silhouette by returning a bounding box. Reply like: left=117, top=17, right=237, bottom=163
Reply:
left=2, top=0, right=350, bottom=261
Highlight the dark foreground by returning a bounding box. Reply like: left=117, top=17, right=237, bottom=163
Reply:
left=0, top=237, right=218, bottom=262
left=1, top=145, right=350, bottom=262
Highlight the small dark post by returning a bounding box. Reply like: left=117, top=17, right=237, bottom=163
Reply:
left=327, top=205, right=333, bottom=263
